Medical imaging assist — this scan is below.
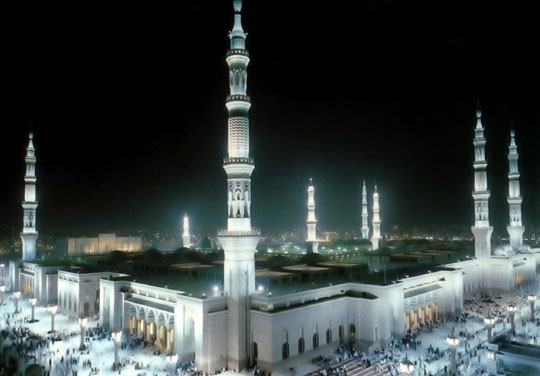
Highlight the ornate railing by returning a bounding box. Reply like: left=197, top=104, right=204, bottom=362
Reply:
left=227, top=49, right=249, bottom=57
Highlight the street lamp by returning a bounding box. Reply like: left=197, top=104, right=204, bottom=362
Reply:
left=527, top=293, right=536, bottom=322
left=507, top=304, right=517, bottom=336
left=446, top=328, right=460, bottom=376
left=29, top=297, right=38, bottom=322
left=48, top=305, right=58, bottom=333
left=166, top=353, right=178, bottom=374
left=112, top=330, right=122, bottom=368
left=13, top=291, right=21, bottom=313
left=399, top=354, right=415, bottom=375
left=79, top=317, right=88, bottom=350
left=484, top=314, right=496, bottom=342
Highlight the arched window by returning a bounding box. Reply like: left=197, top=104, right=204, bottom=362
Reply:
left=313, top=332, right=319, bottom=349
left=282, top=342, right=289, bottom=360
left=298, top=337, right=305, bottom=354
left=339, top=325, right=344, bottom=343
left=349, top=324, right=356, bottom=338
left=326, top=328, right=332, bottom=344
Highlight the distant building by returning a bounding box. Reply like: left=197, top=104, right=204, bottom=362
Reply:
left=67, top=234, right=142, bottom=255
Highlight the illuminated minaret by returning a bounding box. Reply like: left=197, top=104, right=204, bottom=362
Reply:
left=216, top=0, right=260, bottom=369
left=506, top=129, right=524, bottom=252
left=21, top=132, right=38, bottom=262
left=371, top=185, right=381, bottom=250
left=305, top=178, right=319, bottom=254
left=361, top=180, right=369, bottom=239
left=471, top=106, right=493, bottom=261
left=182, top=214, right=191, bottom=248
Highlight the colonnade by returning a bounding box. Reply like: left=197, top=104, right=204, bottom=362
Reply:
left=128, top=314, right=175, bottom=352
left=404, top=303, right=438, bottom=330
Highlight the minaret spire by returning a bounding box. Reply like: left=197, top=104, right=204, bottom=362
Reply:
left=371, top=184, right=381, bottom=250
left=182, top=213, right=191, bottom=248
left=21, top=132, right=38, bottom=261
left=471, top=104, right=493, bottom=263
left=217, top=0, right=260, bottom=370
left=361, top=180, right=369, bottom=240
left=506, top=128, right=524, bottom=252
left=305, top=178, right=319, bottom=253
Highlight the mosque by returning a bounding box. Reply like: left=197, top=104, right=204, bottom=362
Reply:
left=5, top=0, right=539, bottom=373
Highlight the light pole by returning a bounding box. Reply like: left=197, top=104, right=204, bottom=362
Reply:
left=446, top=328, right=460, bottom=376
left=79, top=317, right=88, bottom=350
left=13, top=291, right=21, bottom=313
left=29, top=297, right=38, bottom=322
left=484, top=314, right=496, bottom=342
left=507, top=304, right=517, bottom=336
left=48, top=305, right=58, bottom=333
left=166, top=353, right=178, bottom=374
left=527, top=293, right=536, bottom=322
left=112, top=330, right=122, bottom=368
left=399, top=354, right=415, bottom=375
left=0, top=285, right=5, bottom=305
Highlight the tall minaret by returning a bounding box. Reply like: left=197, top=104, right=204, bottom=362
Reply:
left=182, top=214, right=191, bottom=248
left=305, top=178, right=319, bottom=254
left=21, top=132, right=38, bottom=262
left=361, top=180, right=369, bottom=239
left=471, top=106, right=493, bottom=262
left=371, top=185, right=381, bottom=250
left=217, top=0, right=260, bottom=370
left=506, top=129, right=524, bottom=252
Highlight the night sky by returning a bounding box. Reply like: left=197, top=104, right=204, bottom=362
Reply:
left=3, top=1, right=539, bottom=238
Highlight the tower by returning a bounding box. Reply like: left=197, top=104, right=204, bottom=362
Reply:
left=182, top=214, right=191, bottom=248
left=21, top=132, right=38, bottom=262
left=305, top=178, right=319, bottom=254
left=361, top=180, right=369, bottom=239
left=371, top=185, right=381, bottom=250
left=216, top=0, right=260, bottom=369
left=471, top=106, right=493, bottom=262
left=506, top=129, right=524, bottom=252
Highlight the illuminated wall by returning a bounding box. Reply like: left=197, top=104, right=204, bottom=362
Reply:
left=67, top=234, right=142, bottom=255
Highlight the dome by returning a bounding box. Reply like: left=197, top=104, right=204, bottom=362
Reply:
left=196, top=236, right=214, bottom=250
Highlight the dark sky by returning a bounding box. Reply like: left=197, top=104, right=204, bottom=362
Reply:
left=2, top=1, right=539, bottom=237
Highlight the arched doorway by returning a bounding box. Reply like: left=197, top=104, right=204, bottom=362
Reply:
left=339, top=325, right=344, bottom=344
left=312, top=332, right=319, bottom=349
left=282, top=342, right=289, bottom=360
left=326, top=328, right=332, bottom=344
left=252, top=342, right=258, bottom=362
left=349, top=324, right=356, bottom=338
left=159, top=325, right=166, bottom=349
left=298, top=337, right=305, bottom=354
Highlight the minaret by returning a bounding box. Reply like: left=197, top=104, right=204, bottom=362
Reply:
left=361, top=180, right=369, bottom=239
left=371, top=185, right=381, bottom=250
left=305, top=178, right=319, bottom=254
left=217, top=0, right=260, bottom=369
left=471, top=106, right=493, bottom=262
left=182, top=214, right=191, bottom=248
left=21, top=132, right=38, bottom=262
left=506, top=129, right=524, bottom=252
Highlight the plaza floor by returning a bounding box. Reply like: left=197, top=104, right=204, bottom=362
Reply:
left=0, top=298, right=177, bottom=375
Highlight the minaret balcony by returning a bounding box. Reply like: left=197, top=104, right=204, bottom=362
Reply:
left=227, top=49, right=249, bottom=57
left=218, top=228, right=261, bottom=237
left=226, top=94, right=250, bottom=103
left=224, top=157, right=254, bottom=165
